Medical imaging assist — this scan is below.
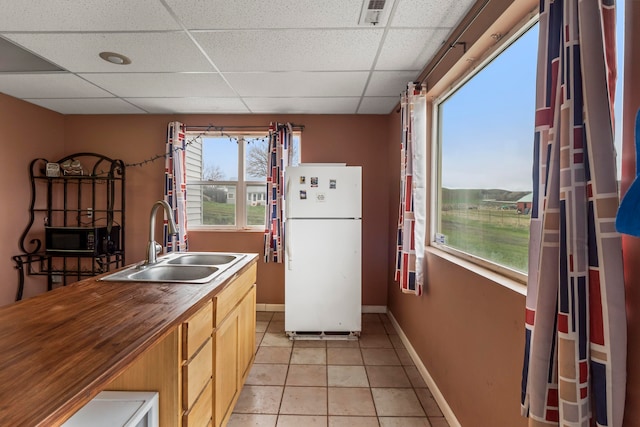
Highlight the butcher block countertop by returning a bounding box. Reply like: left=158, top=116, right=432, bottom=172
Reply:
left=0, top=253, right=258, bottom=427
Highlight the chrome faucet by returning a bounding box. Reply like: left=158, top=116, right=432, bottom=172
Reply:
left=145, top=200, right=178, bottom=265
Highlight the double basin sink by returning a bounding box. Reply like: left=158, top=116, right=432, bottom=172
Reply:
left=100, top=252, right=247, bottom=284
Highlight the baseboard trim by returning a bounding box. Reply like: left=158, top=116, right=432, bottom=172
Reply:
left=256, top=304, right=285, bottom=312
left=387, top=311, right=461, bottom=427
left=257, top=304, right=388, bottom=314
left=361, top=305, right=387, bottom=313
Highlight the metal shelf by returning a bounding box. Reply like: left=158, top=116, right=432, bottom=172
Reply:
left=13, top=153, right=126, bottom=301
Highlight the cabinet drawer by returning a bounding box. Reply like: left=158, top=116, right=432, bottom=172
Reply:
left=214, top=263, right=256, bottom=326
left=183, top=338, right=213, bottom=410
left=183, top=379, right=212, bottom=427
left=182, top=300, right=213, bottom=361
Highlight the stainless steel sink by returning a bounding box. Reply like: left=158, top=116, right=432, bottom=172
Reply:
left=100, top=265, right=220, bottom=283
left=166, top=253, right=238, bottom=266
left=129, top=265, right=219, bottom=282
left=99, top=252, right=246, bottom=284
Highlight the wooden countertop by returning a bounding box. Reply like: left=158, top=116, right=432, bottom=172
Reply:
left=0, top=254, right=258, bottom=427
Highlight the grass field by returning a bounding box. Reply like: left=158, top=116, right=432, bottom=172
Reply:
left=203, top=200, right=265, bottom=226
left=441, top=208, right=530, bottom=272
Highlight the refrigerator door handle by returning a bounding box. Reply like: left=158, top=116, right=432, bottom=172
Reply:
left=284, top=175, right=291, bottom=220
left=284, top=175, right=293, bottom=270
left=285, top=220, right=293, bottom=270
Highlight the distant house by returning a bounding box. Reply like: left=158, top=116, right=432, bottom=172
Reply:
left=517, top=193, right=533, bottom=214
left=226, top=185, right=266, bottom=206
left=247, top=185, right=266, bottom=206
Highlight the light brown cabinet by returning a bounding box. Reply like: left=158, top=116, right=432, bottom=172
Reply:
left=237, top=283, right=256, bottom=383
left=214, top=308, right=239, bottom=427
left=213, top=264, right=257, bottom=427
left=104, top=262, right=257, bottom=427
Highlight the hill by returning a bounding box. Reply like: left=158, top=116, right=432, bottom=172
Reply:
left=441, top=188, right=531, bottom=205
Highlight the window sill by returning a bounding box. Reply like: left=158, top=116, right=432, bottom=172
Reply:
left=426, top=246, right=527, bottom=296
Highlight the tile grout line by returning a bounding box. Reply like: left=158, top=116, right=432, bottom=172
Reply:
left=241, top=312, right=448, bottom=426
left=275, top=314, right=288, bottom=424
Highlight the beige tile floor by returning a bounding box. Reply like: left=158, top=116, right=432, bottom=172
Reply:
left=228, top=312, right=450, bottom=427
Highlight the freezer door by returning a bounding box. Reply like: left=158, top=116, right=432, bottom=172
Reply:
left=286, top=166, right=361, bottom=219
left=285, top=218, right=362, bottom=333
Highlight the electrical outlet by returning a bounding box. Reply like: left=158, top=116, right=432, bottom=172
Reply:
left=52, top=274, right=62, bottom=284
left=87, top=208, right=93, bottom=218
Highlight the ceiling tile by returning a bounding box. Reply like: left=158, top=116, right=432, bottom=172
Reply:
left=0, top=74, right=113, bottom=98
left=391, top=0, right=476, bottom=28
left=244, top=97, right=360, bottom=114
left=224, top=72, right=369, bottom=97
left=358, top=96, right=400, bottom=114
left=165, top=0, right=365, bottom=29
left=365, top=71, right=419, bottom=96
left=0, top=1, right=474, bottom=114
left=125, top=97, right=250, bottom=114
left=375, top=28, right=450, bottom=70
left=79, top=73, right=235, bottom=98
left=3, top=33, right=213, bottom=73
left=25, top=98, right=146, bottom=115
left=194, top=29, right=383, bottom=72
left=0, top=0, right=180, bottom=31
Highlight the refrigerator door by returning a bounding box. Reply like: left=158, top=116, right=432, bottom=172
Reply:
left=286, top=166, right=361, bottom=219
left=285, top=218, right=361, bottom=334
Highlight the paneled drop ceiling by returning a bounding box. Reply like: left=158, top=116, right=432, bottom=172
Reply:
left=0, top=0, right=476, bottom=115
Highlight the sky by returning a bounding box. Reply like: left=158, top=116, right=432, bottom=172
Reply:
left=441, top=3, right=625, bottom=191
left=203, top=135, right=267, bottom=181
left=200, top=135, right=299, bottom=181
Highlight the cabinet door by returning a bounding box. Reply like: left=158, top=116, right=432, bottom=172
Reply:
left=214, top=309, right=239, bottom=427
left=237, top=285, right=256, bottom=383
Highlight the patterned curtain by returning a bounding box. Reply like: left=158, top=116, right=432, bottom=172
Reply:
left=395, top=82, right=427, bottom=296
left=264, top=122, right=293, bottom=263
left=521, top=1, right=626, bottom=426
left=164, top=121, right=188, bottom=252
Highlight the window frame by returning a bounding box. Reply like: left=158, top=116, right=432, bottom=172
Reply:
left=185, top=130, right=301, bottom=232
left=185, top=132, right=270, bottom=232
left=430, top=16, right=539, bottom=284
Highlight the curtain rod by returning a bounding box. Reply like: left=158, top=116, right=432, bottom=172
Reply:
left=185, top=124, right=304, bottom=131
left=416, top=0, right=491, bottom=87
left=395, top=0, right=491, bottom=113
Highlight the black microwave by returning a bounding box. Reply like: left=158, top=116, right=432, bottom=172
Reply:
left=45, top=226, right=120, bottom=256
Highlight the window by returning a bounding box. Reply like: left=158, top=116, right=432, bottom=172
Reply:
left=433, top=21, right=538, bottom=279
left=185, top=132, right=300, bottom=230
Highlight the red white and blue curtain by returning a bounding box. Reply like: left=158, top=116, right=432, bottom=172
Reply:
left=164, top=121, right=188, bottom=252
left=264, top=122, right=293, bottom=263
left=521, top=1, right=626, bottom=426
left=395, top=82, right=427, bottom=296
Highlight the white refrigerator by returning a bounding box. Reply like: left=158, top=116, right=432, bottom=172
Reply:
left=284, top=164, right=362, bottom=338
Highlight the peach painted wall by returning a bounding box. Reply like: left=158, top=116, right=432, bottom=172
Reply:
left=63, top=114, right=392, bottom=306
left=0, top=94, right=65, bottom=305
